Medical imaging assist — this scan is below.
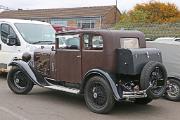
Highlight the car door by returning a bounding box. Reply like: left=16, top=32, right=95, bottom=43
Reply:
left=55, top=33, right=82, bottom=83
left=82, top=33, right=104, bottom=76
left=0, top=23, right=20, bottom=69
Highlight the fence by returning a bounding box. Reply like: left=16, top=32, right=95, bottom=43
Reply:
left=114, top=23, right=180, bottom=40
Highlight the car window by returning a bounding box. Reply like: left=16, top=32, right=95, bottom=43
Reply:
left=120, top=38, right=139, bottom=48
left=57, top=34, right=80, bottom=49
left=83, top=34, right=103, bottom=50
left=175, top=39, right=180, bottom=42
left=1, top=23, right=18, bottom=45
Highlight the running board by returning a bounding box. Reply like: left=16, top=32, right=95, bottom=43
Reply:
left=44, top=85, right=80, bottom=94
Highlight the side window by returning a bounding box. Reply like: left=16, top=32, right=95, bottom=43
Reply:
left=1, top=24, right=9, bottom=43
left=83, top=34, right=103, bottom=50
left=120, top=38, right=139, bottom=48
left=1, top=24, right=17, bottom=45
left=57, top=34, right=80, bottom=49
left=175, top=39, right=180, bottom=42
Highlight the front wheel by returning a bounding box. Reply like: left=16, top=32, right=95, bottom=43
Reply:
left=7, top=66, right=34, bottom=94
left=84, top=76, right=115, bottom=114
left=165, top=79, right=180, bottom=101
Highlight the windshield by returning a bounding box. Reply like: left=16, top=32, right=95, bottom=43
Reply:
left=15, top=23, right=55, bottom=44
left=56, top=34, right=80, bottom=49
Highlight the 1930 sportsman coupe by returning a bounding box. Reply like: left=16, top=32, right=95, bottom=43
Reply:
left=7, top=30, right=167, bottom=114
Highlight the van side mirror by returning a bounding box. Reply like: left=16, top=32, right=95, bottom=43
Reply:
left=55, top=37, right=59, bottom=49
left=7, top=35, right=18, bottom=46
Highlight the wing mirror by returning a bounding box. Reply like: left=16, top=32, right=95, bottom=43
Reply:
left=7, top=35, right=19, bottom=46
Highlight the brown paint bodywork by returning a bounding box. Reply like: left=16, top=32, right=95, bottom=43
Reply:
left=34, top=30, right=146, bottom=84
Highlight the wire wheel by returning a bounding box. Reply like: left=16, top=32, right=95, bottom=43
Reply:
left=7, top=67, right=34, bottom=94
left=149, top=66, right=166, bottom=95
left=140, top=61, right=167, bottom=99
left=84, top=76, right=115, bottom=114
left=13, top=71, right=29, bottom=89
left=88, top=82, right=107, bottom=107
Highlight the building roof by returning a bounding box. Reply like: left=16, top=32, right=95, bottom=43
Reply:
left=0, top=18, right=51, bottom=25
left=0, top=5, right=118, bottom=19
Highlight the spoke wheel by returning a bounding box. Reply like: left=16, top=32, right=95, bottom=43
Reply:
left=88, top=82, right=107, bottom=108
left=84, top=76, right=115, bottom=114
left=7, top=67, right=34, bottom=94
left=165, top=79, right=180, bottom=101
left=140, top=61, right=167, bottom=99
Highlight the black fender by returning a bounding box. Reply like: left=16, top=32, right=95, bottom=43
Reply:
left=167, top=76, right=180, bottom=87
left=8, top=60, right=48, bottom=87
left=80, top=69, right=121, bottom=100
left=168, top=76, right=180, bottom=81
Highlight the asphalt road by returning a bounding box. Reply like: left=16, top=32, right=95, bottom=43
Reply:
left=0, top=75, right=180, bottom=120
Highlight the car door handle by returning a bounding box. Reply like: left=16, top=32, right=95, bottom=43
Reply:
left=76, top=55, right=81, bottom=58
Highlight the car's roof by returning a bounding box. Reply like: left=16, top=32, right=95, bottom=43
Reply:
left=56, top=29, right=144, bottom=36
left=0, top=18, right=50, bottom=25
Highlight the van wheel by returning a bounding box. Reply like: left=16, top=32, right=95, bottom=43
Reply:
left=165, top=79, right=180, bottom=101
left=7, top=67, right=34, bottom=94
left=134, top=97, right=153, bottom=104
left=84, top=76, right=115, bottom=114
left=140, top=61, right=167, bottom=99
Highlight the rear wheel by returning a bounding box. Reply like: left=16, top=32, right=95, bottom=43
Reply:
left=165, top=79, right=180, bottom=101
left=140, top=61, right=167, bottom=99
left=84, top=76, right=115, bottom=114
left=7, top=67, right=34, bottom=94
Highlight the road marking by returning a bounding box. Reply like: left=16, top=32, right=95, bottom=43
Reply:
left=0, top=106, right=29, bottom=120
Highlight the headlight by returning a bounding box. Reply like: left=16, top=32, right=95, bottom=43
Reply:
left=22, top=52, right=31, bottom=62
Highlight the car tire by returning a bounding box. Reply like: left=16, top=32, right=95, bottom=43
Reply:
left=134, top=97, right=153, bottom=104
left=165, top=78, right=180, bottom=101
left=140, top=61, right=167, bottom=99
left=84, top=76, right=115, bottom=114
left=7, top=66, right=34, bottom=94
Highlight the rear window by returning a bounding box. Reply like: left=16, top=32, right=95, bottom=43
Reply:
left=120, top=38, right=139, bottom=48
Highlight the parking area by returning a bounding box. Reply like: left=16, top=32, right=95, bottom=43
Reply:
left=0, top=75, right=179, bottom=120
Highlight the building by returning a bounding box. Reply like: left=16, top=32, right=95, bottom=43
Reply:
left=0, top=5, right=121, bottom=29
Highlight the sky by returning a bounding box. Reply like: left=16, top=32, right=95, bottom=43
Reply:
left=0, top=0, right=180, bottom=12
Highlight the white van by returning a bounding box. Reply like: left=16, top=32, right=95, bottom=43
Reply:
left=0, top=19, right=55, bottom=72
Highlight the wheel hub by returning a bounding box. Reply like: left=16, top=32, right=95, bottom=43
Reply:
left=15, top=78, right=20, bottom=84
left=93, top=92, right=98, bottom=99
left=13, top=71, right=27, bottom=89
left=150, top=67, right=165, bottom=94
left=167, top=83, right=179, bottom=97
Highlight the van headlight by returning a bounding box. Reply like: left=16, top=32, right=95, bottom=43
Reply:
left=22, top=52, right=31, bottom=62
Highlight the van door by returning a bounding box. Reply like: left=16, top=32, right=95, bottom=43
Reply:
left=0, top=23, right=21, bottom=70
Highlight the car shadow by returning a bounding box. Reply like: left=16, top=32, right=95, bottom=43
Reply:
left=28, top=88, right=162, bottom=115
left=0, top=73, right=7, bottom=80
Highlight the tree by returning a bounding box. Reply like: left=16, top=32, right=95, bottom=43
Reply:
left=130, top=1, right=180, bottom=23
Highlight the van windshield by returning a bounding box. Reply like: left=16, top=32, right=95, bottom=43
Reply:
left=15, top=23, right=55, bottom=44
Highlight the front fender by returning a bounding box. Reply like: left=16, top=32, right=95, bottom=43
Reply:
left=81, top=69, right=121, bottom=100
left=8, top=60, right=47, bottom=87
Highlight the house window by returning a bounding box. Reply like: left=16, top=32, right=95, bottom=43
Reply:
left=50, top=19, right=68, bottom=26
left=77, top=19, right=95, bottom=29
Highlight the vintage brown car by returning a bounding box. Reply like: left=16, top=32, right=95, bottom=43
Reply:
left=7, top=30, right=167, bottom=114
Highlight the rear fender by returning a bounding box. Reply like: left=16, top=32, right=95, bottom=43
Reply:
left=8, top=60, right=46, bottom=87
left=81, top=69, right=121, bottom=100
